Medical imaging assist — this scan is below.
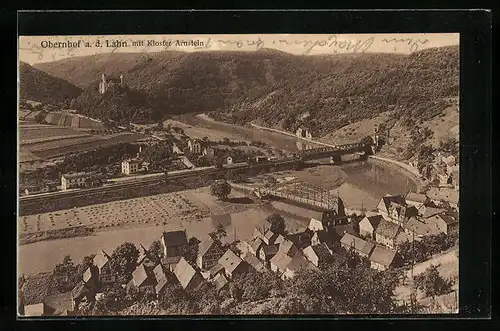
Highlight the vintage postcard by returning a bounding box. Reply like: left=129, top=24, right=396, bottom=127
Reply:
left=18, top=33, right=459, bottom=316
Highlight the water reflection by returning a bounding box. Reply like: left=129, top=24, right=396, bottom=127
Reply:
left=339, top=161, right=417, bottom=210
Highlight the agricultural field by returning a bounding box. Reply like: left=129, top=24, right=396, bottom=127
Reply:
left=28, top=133, right=144, bottom=159
left=20, top=124, right=84, bottom=142
left=19, top=192, right=202, bottom=235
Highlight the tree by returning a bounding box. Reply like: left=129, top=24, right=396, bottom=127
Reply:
left=111, top=243, right=140, bottom=284
left=53, top=255, right=79, bottom=293
left=210, top=180, right=232, bottom=200
left=413, top=265, right=454, bottom=299
left=148, top=240, right=164, bottom=261
left=97, top=283, right=128, bottom=313
left=209, top=223, right=227, bottom=241
left=266, top=213, right=286, bottom=235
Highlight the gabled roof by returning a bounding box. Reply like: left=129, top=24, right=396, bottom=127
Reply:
left=93, top=249, right=111, bottom=270
left=426, top=188, right=459, bottom=205
left=374, top=219, right=402, bottom=240
left=406, top=192, right=428, bottom=204
left=361, top=215, right=383, bottom=229
left=83, top=265, right=97, bottom=284
left=340, top=233, right=375, bottom=256
left=278, top=240, right=298, bottom=256
left=153, top=264, right=166, bottom=282
left=198, top=238, right=222, bottom=257
left=247, top=237, right=264, bottom=252
left=208, top=263, right=224, bottom=277
left=218, top=249, right=244, bottom=274
left=438, top=213, right=458, bottom=225
left=404, top=217, right=441, bottom=236
left=132, top=264, right=155, bottom=287
left=161, top=256, right=182, bottom=266
left=262, top=244, right=279, bottom=256
left=422, top=207, right=446, bottom=219
left=173, top=257, right=198, bottom=290
left=213, top=273, right=229, bottom=292
left=378, top=195, right=406, bottom=213
left=286, top=252, right=315, bottom=272
left=311, top=243, right=333, bottom=260
left=162, top=230, right=188, bottom=248
left=71, top=281, right=89, bottom=300
left=155, top=277, right=169, bottom=294
left=243, top=253, right=266, bottom=273
left=274, top=234, right=286, bottom=245
left=138, top=244, right=155, bottom=264
left=270, top=252, right=293, bottom=271
left=369, top=245, right=397, bottom=267
left=263, top=229, right=278, bottom=243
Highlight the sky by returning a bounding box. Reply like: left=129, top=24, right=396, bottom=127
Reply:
left=18, top=33, right=459, bottom=65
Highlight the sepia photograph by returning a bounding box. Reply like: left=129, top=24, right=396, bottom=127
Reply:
left=17, top=33, right=460, bottom=317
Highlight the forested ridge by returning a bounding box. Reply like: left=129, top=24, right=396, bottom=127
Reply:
left=33, top=46, right=459, bottom=134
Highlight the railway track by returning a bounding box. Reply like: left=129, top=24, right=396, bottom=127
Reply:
left=19, top=158, right=301, bottom=206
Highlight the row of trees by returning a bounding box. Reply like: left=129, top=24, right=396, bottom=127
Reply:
left=397, top=232, right=458, bottom=266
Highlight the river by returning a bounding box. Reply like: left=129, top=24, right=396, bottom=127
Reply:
left=18, top=115, right=416, bottom=275
left=179, top=114, right=417, bottom=209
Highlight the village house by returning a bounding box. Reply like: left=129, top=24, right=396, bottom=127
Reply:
left=245, top=236, right=264, bottom=257
left=358, top=214, right=383, bottom=240
left=405, top=192, right=430, bottom=215
left=302, top=243, right=334, bottom=268
left=161, top=230, right=188, bottom=258
left=160, top=256, right=182, bottom=273
left=340, top=233, right=375, bottom=258
left=277, top=239, right=300, bottom=258
left=286, top=227, right=313, bottom=249
left=128, top=264, right=157, bottom=294
left=188, top=139, right=203, bottom=154
left=173, top=257, right=204, bottom=291
left=243, top=252, right=267, bottom=273
left=61, top=172, right=102, bottom=190
left=425, top=213, right=459, bottom=235
left=426, top=187, right=459, bottom=212
left=93, top=249, right=117, bottom=287
left=23, top=184, right=58, bottom=196
left=442, top=155, right=457, bottom=174
left=403, top=216, right=443, bottom=238
left=282, top=253, right=317, bottom=280
left=208, top=263, right=225, bottom=279
left=71, top=281, right=93, bottom=312
left=81, top=264, right=100, bottom=293
left=212, top=273, right=230, bottom=294
left=196, top=238, right=226, bottom=270
left=258, top=244, right=280, bottom=265
left=121, top=158, right=142, bottom=175
left=153, top=264, right=170, bottom=296
left=377, top=195, right=417, bottom=226
left=373, top=219, right=403, bottom=250
left=23, top=302, right=48, bottom=316
left=218, top=249, right=250, bottom=279
left=269, top=252, right=292, bottom=275
left=172, top=142, right=182, bottom=154
left=433, top=164, right=452, bottom=186
left=369, top=245, right=398, bottom=271
left=137, top=244, right=158, bottom=269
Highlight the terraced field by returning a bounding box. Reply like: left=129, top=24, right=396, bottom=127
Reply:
left=26, top=133, right=144, bottom=159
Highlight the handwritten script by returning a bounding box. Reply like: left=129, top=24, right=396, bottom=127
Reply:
left=381, top=38, right=429, bottom=53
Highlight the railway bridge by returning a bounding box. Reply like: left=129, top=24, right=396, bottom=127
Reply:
left=293, top=142, right=371, bottom=161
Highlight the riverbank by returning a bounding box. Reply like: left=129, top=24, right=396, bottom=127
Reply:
left=368, top=155, right=427, bottom=193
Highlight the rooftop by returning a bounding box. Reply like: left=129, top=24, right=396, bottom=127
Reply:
left=243, top=253, right=266, bottom=273
left=374, top=219, right=402, bottom=240
left=218, top=249, right=243, bottom=274
left=340, top=233, right=375, bottom=256
left=162, top=230, right=188, bottom=248
left=173, top=257, right=198, bottom=290
left=369, top=245, right=397, bottom=267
